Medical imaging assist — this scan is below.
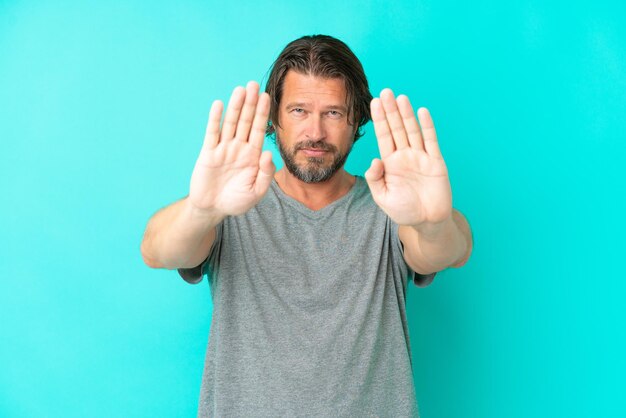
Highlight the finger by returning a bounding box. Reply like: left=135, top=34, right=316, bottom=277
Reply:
left=364, top=158, right=386, bottom=198
left=254, top=150, right=276, bottom=196
left=234, top=81, right=260, bottom=141
left=370, top=98, right=395, bottom=158
left=397, top=95, right=424, bottom=151
left=417, top=107, right=442, bottom=158
left=380, top=89, right=409, bottom=150
left=248, top=92, right=270, bottom=150
left=202, top=100, right=224, bottom=150
left=220, top=86, right=246, bottom=142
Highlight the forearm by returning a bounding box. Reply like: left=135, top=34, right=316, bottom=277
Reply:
left=140, top=197, right=224, bottom=269
left=399, top=209, right=472, bottom=274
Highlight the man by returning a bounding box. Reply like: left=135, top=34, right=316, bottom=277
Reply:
left=141, top=35, right=472, bottom=417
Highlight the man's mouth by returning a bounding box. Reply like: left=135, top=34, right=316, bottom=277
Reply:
left=294, top=140, right=335, bottom=158
left=300, top=148, right=328, bottom=157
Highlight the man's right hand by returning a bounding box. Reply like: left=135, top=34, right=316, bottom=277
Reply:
left=189, top=81, right=275, bottom=217
left=140, top=81, right=274, bottom=270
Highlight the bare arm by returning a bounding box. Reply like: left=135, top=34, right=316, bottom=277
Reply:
left=140, top=198, right=220, bottom=269
left=141, top=81, right=275, bottom=270
left=366, top=89, right=472, bottom=275
left=398, top=208, right=473, bottom=275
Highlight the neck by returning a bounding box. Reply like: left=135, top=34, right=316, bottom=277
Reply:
left=274, top=168, right=356, bottom=211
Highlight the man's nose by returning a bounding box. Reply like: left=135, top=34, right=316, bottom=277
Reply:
left=305, top=114, right=326, bottom=141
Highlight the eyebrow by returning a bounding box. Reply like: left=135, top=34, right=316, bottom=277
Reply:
left=285, top=102, right=348, bottom=112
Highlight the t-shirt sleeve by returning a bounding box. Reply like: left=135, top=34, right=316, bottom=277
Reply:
left=413, top=271, right=436, bottom=287
left=176, top=222, right=223, bottom=284
left=177, top=258, right=209, bottom=284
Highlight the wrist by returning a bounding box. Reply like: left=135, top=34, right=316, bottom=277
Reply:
left=415, top=211, right=471, bottom=268
left=410, top=214, right=455, bottom=240
left=183, top=198, right=226, bottom=227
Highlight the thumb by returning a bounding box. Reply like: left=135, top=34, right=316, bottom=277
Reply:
left=254, top=150, right=276, bottom=196
left=365, top=158, right=386, bottom=197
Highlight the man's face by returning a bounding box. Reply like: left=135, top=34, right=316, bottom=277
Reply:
left=275, top=70, right=356, bottom=183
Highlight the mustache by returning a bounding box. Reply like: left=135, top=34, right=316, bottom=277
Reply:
left=293, top=140, right=337, bottom=152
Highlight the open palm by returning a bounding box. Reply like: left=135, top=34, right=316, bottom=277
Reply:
left=365, top=89, right=452, bottom=227
left=189, top=82, right=275, bottom=217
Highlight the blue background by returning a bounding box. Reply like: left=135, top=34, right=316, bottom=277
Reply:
left=1, top=1, right=625, bottom=416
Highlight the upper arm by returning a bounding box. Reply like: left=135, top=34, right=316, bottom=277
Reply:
left=177, top=222, right=222, bottom=284
left=397, top=225, right=436, bottom=275
left=141, top=196, right=222, bottom=270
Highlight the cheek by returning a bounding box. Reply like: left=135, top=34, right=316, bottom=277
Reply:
left=284, top=122, right=310, bottom=141
left=335, top=125, right=356, bottom=146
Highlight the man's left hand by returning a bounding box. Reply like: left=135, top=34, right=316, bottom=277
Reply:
left=365, top=89, right=452, bottom=228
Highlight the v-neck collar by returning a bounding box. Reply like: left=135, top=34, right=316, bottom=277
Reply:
left=270, top=176, right=365, bottom=219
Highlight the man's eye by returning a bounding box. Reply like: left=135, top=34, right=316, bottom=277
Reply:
left=328, top=110, right=342, bottom=117
left=292, top=108, right=304, bottom=113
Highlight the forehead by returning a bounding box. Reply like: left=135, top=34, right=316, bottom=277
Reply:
left=281, top=70, right=347, bottom=106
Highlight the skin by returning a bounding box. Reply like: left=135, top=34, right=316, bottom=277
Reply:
left=140, top=72, right=472, bottom=274
left=366, top=89, right=472, bottom=273
left=273, top=71, right=357, bottom=209
left=140, top=81, right=275, bottom=269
